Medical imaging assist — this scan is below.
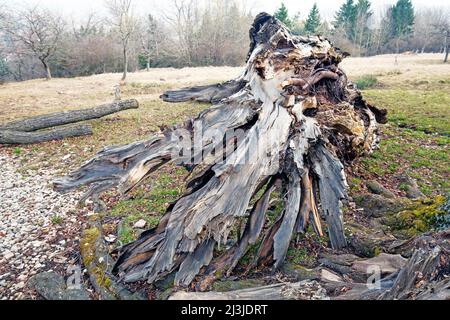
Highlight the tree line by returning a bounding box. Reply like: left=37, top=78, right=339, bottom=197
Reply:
left=0, top=0, right=448, bottom=82
left=276, top=0, right=449, bottom=59
left=0, top=0, right=253, bottom=82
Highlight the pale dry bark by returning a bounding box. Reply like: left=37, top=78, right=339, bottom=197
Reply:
left=55, top=13, right=387, bottom=287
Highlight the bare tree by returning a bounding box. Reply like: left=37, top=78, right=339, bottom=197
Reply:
left=105, top=0, right=137, bottom=82
left=0, top=6, right=65, bottom=80
left=444, top=30, right=450, bottom=63
left=162, top=0, right=251, bottom=67
left=163, top=0, right=201, bottom=66
left=71, top=12, right=104, bottom=40
left=138, top=14, right=162, bottom=71
left=431, top=10, right=450, bottom=62
left=65, top=13, right=118, bottom=76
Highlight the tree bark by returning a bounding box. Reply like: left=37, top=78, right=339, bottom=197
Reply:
left=170, top=281, right=327, bottom=300
left=161, top=79, right=246, bottom=103
left=444, top=30, right=449, bottom=63
left=0, top=125, right=92, bottom=144
left=338, top=230, right=450, bottom=300
left=40, top=58, right=52, bottom=81
left=55, top=13, right=387, bottom=288
left=0, top=99, right=139, bottom=132
left=122, top=45, right=128, bottom=82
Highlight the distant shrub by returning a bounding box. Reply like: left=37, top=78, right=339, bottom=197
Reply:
left=355, top=75, right=378, bottom=90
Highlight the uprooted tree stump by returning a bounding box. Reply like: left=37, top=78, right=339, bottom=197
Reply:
left=54, top=13, right=387, bottom=288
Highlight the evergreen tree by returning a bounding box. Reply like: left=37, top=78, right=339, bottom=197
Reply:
left=274, top=2, right=293, bottom=28
left=304, top=3, right=321, bottom=34
left=290, top=12, right=304, bottom=35
left=354, top=0, right=373, bottom=52
left=355, top=0, right=372, bottom=23
left=391, top=0, right=415, bottom=37
left=333, top=0, right=357, bottom=38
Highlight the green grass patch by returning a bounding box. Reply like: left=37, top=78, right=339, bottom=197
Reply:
left=286, top=246, right=317, bottom=268
left=364, top=88, right=450, bottom=136
left=383, top=196, right=447, bottom=239
left=355, top=75, right=378, bottom=89
left=111, top=168, right=187, bottom=245
left=359, top=126, right=449, bottom=195
left=51, top=215, right=64, bottom=225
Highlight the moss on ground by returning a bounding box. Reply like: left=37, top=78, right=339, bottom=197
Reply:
left=212, top=279, right=267, bottom=292
left=383, top=196, right=447, bottom=239
left=287, top=247, right=316, bottom=267
left=364, top=88, right=450, bottom=136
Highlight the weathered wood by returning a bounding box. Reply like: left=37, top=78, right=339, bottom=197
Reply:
left=55, top=13, right=387, bottom=288
left=336, top=230, right=450, bottom=300
left=0, top=99, right=139, bottom=132
left=161, top=80, right=246, bottom=103
left=0, top=125, right=92, bottom=144
left=170, top=280, right=328, bottom=300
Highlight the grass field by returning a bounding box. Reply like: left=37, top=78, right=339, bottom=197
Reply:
left=1, top=53, right=448, bottom=246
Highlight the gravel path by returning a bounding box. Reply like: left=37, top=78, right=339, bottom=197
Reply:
left=0, top=151, right=86, bottom=300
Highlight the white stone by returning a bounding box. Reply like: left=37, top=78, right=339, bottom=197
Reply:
left=133, top=219, right=147, bottom=229
left=31, top=241, right=43, bottom=248
left=3, top=250, right=14, bottom=260
left=15, top=282, right=26, bottom=290
left=17, top=274, right=27, bottom=281
left=104, top=235, right=117, bottom=243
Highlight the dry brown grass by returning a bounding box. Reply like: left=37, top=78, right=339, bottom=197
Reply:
left=341, top=53, right=450, bottom=80
left=0, top=66, right=241, bottom=122
left=1, top=54, right=448, bottom=122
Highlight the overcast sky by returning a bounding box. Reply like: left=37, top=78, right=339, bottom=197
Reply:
left=4, top=0, right=450, bottom=21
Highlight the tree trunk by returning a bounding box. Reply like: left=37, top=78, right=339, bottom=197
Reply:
left=122, top=45, right=128, bottom=82
left=41, top=58, right=52, bottom=81
left=0, top=99, right=139, bottom=132
left=0, top=125, right=92, bottom=144
left=444, top=31, right=449, bottom=63
left=146, top=57, right=150, bottom=72
left=55, top=13, right=387, bottom=288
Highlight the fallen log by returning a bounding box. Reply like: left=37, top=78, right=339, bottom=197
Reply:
left=55, top=13, right=387, bottom=287
left=0, top=99, right=139, bottom=132
left=169, top=280, right=328, bottom=300
left=0, top=125, right=93, bottom=144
